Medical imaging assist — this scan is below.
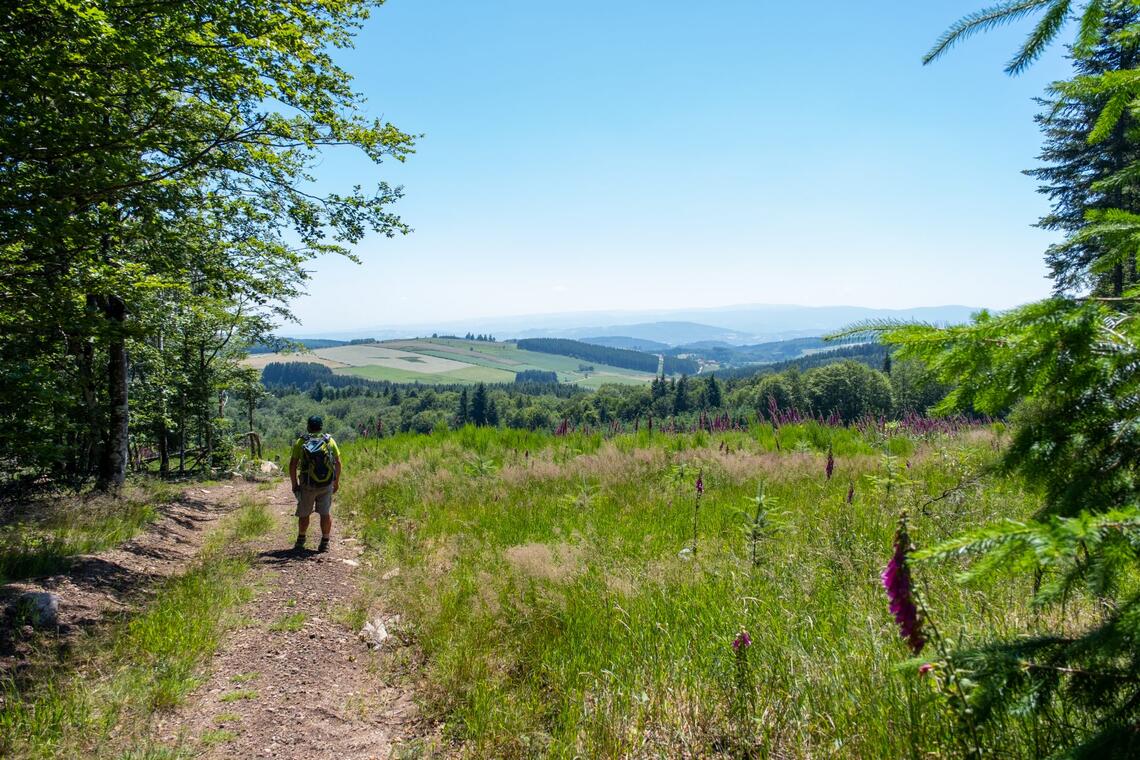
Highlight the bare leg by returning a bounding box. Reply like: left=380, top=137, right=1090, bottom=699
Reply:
left=320, top=513, right=332, bottom=539
left=298, top=515, right=310, bottom=538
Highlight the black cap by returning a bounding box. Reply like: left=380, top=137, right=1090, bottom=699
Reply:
left=307, top=415, right=323, bottom=432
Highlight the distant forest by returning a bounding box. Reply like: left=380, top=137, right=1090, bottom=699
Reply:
left=709, top=342, right=888, bottom=380
left=514, top=370, right=559, bottom=384
left=247, top=337, right=376, bottom=354
left=516, top=338, right=698, bottom=375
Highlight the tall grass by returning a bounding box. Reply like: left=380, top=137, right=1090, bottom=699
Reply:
left=0, top=496, right=273, bottom=759
left=343, top=423, right=1038, bottom=757
left=0, top=482, right=182, bottom=585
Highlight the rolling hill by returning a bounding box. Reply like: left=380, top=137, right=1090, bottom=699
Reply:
left=245, top=338, right=661, bottom=388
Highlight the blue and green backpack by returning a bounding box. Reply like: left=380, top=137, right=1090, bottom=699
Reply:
left=300, top=434, right=335, bottom=486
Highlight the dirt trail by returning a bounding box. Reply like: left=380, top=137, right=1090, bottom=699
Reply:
left=151, top=480, right=430, bottom=759
left=0, top=482, right=254, bottom=673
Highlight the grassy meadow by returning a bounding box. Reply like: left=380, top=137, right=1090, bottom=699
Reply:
left=246, top=338, right=657, bottom=386
left=341, top=423, right=1048, bottom=758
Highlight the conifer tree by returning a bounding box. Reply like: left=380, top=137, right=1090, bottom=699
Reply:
left=457, top=388, right=469, bottom=425
left=1028, top=4, right=1140, bottom=294
left=703, top=374, right=722, bottom=409
left=672, top=375, right=690, bottom=415
left=471, top=383, right=488, bottom=426
left=857, top=4, right=1140, bottom=754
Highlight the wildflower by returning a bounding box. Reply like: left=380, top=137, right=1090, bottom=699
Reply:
left=696, top=472, right=704, bottom=496
left=846, top=481, right=855, bottom=505
left=918, top=663, right=935, bottom=677
left=881, top=515, right=925, bottom=654
left=733, top=629, right=752, bottom=652
left=825, top=446, right=835, bottom=480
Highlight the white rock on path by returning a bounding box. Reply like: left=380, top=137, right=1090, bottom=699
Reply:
left=359, top=619, right=389, bottom=649
left=18, top=591, right=60, bottom=628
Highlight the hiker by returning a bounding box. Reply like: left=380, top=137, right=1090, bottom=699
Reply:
left=289, top=415, right=341, bottom=552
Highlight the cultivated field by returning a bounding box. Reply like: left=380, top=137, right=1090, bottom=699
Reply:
left=247, top=338, right=658, bottom=386
left=341, top=423, right=1049, bottom=757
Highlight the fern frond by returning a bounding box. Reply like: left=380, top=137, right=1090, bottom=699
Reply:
left=1073, top=0, right=1107, bottom=57
left=1007, top=0, right=1074, bottom=75
left=924, top=0, right=1059, bottom=65
left=1089, top=90, right=1132, bottom=141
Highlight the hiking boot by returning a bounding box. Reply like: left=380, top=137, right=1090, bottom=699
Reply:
left=294, top=536, right=306, bottom=551
left=318, top=537, right=330, bottom=553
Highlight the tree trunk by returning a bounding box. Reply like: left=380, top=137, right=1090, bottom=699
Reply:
left=156, top=417, right=170, bottom=476
left=247, top=398, right=256, bottom=457
left=69, top=327, right=99, bottom=477
left=99, top=294, right=129, bottom=490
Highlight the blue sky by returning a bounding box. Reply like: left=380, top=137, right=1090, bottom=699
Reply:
left=291, top=1, right=1074, bottom=333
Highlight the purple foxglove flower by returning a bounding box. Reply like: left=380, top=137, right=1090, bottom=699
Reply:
left=881, top=520, right=925, bottom=654
left=733, top=629, right=752, bottom=651
left=696, top=472, right=704, bottom=496
left=846, top=481, right=855, bottom=505
left=825, top=447, right=835, bottom=480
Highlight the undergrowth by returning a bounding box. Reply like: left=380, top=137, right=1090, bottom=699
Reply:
left=0, top=481, right=182, bottom=585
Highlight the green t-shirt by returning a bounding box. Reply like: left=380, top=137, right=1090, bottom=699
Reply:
left=291, top=434, right=341, bottom=484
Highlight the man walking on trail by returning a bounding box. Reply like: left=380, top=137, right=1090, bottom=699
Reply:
left=289, top=415, right=341, bottom=552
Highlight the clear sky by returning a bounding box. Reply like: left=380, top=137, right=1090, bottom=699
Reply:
left=289, top=0, right=1075, bottom=333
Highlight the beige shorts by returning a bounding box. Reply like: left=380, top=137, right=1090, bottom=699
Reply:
left=295, top=484, right=333, bottom=517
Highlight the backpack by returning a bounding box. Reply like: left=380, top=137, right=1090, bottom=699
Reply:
left=300, top=433, right=335, bottom=486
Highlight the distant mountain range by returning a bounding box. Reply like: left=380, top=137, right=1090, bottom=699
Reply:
left=296, top=303, right=984, bottom=347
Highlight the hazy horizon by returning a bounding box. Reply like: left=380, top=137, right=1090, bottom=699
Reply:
left=287, top=301, right=987, bottom=341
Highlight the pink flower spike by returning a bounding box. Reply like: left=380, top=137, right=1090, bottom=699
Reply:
left=918, top=663, right=934, bottom=677
left=696, top=472, right=704, bottom=496
left=733, top=630, right=752, bottom=651
left=881, top=518, right=925, bottom=654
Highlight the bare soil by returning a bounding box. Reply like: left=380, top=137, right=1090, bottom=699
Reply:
left=150, top=480, right=438, bottom=759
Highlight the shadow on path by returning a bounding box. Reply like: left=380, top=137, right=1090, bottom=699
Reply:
left=257, top=547, right=320, bottom=566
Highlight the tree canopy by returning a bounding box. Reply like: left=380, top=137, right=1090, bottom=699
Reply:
left=0, top=0, right=413, bottom=487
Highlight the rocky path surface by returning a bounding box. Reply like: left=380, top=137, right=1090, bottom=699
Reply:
left=151, top=480, right=431, bottom=759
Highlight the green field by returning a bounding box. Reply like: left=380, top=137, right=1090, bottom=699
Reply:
left=250, top=338, right=659, bottom=386
left=340, top=424, right=1065, bottom=758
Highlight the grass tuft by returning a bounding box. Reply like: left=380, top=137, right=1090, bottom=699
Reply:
left=0, top=483, right=176, bottom=584
left=268, top=612, right=306, bottom=632
left=218, top=689, right=258, bottom=703
left=198, top=728, right=237, bottom=746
